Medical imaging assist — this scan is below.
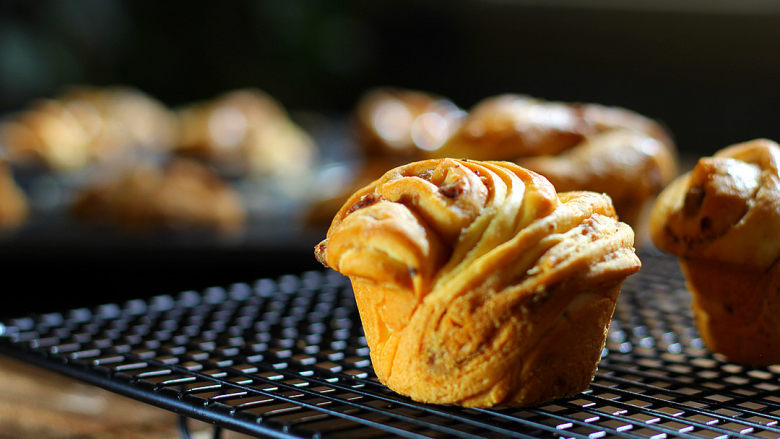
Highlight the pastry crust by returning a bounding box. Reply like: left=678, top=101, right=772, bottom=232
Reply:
left=650, top=139, right=780, bottom=365
left=433, top=95, right=594, bottom=161
left=316, top=159, right=641, bottom=407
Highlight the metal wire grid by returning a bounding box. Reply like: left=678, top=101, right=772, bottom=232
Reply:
left=1, top=250, right=779, bottom=438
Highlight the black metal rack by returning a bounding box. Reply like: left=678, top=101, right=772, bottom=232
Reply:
left=1, top=250, right=779, bottom=438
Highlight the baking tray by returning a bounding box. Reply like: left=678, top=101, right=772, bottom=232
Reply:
left=1, top=249, right=778, bottom=438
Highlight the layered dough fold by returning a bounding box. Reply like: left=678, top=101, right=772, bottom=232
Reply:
left=650, top=139, right=780, bottom=365
left=316, top=159, right=641, bottom=407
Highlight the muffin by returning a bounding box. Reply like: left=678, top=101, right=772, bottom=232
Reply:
left=0, top=86, right=176, bottom=171
left=175, top=89, right=316, bottom=177
left=0, top=162, right=29, bottom=229
left=426, top=94, right=678, bottom=232
left=650, top=139, right=780, bottom=366
left=315, top=159, right=641, bottom=407
left=71, top=159, right=245, bottom=234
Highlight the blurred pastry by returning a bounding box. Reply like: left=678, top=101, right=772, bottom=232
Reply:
left=518, top=129, right=677, bottom=232
left=0, top=86, right=176, bottom=171
left=175, top=89, right=316, bottom=177
left=0, top=162, right=29, bottom=229
left=71, top=159, right=245, bottom=234
left=432, top=95, right=594, bottom=161
left=650, top=139, right=780, bottom=366
left=426, top=94, right=678, bottom=231
left=353, top=88, right=464, bottom=157
left=315, top=159, right=641, bottom=407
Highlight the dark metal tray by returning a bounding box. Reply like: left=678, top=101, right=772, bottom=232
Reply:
left=1, top=250, right=779, bottom=438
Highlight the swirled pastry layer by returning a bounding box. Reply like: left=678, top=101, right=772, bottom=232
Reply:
left=316, top=159, right=641, bottom=406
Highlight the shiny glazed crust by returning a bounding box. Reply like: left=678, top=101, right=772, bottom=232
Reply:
left=650, top=139, right=780, bottom=365
left=316, top=159, right=641, bottom=407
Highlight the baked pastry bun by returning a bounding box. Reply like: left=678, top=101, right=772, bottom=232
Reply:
left=315, top=159, right=641, bottom=407
left=426, top=94, right=677, bottom=231
left=175, top=89, right=316, bottom=177
left=650, top=139, right=780, bottom=365
left=0, top=86, right=176, bottom=171
left=0, top=162, right=29, bottom=229
left=71, top=159, right=245, bottom=234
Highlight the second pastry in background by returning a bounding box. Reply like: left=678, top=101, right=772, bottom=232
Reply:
left=175, top=89, right=317, bottom=178
left=0, top=86, right=176, bottom=172
left=650, top=138, right=780, bottom=366
left=71, top=159, right=246, bottom=235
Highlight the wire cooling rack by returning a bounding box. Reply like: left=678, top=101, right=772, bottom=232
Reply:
left=1, top=249, right=779, bottom=438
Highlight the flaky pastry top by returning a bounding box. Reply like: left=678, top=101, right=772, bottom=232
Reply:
left=650, top=139, right=780, bottom=270
left=317, top=158, right=640, bottom=310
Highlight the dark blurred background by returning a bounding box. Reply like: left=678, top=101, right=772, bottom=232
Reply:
left=3, top=0, right=780, bottom=150
left=1, top=0, right=779, bottom=315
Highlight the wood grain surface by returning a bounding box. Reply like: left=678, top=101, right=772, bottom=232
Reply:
left=0, top=356, right=253, bottom=438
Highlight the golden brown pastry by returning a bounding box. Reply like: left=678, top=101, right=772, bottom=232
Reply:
left=650, top=139, right=780, bottom=366
left=315, top=159, right=641, bottom=407
left=353, top=88, right=464, bottom=157
left=432, top=95, right=595, bottom=161
left=0, top=86, right=176, bottom=171
left=0, top=162, right=29, bottom=229
left=175, top=89, right=316, bottom=177
left=71, top=159, right=245, bottom=234
left=426, top=94, right=677, bottom=231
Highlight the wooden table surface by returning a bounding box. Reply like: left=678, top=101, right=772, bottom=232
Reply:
left=0, top=356, right=253, bottom=439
